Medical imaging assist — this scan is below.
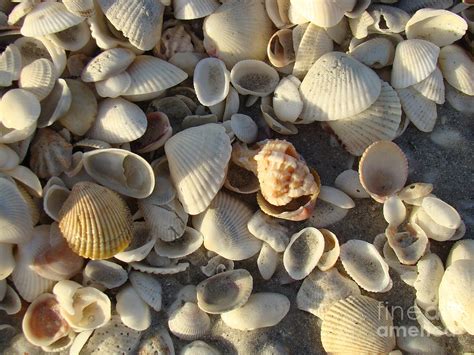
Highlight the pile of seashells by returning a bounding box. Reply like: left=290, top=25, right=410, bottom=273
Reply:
left=0, top=0, right=472, bottom=353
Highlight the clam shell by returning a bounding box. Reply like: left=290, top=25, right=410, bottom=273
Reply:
left=349, top=37, right=395, bottom=68
left=115, top=222, right=156, bottom=262
left=446, top=239, right=474, bottom=268
left=83, top=260, right=127, bottom=289
left=283, top=227, right=325, bottom=280
left=348, top=10, right=375, bottom=39
left=0, top=88, right=40, bottom=131
left=265, top=0, right=291, bottom=29
left=116, top=285, right=151, bottom=331
left=300, top=52, right=381, bottom=122
left=0, top=144, right=19, bottom=173
left=368, top=4, right=410, bottom=34
left=0, top=285, right=21, bottom=315
left=154, top=227, right=203, bottom=258
left=397, top=86, right=438, bottom=132
left=0, top=44, right=22, bottom=87
left=412, top=67, right=445, bottom=104
left=201, top=255, right=235, bottom=277
left=196, top=269, right=253, bottom=314
left=359, top=140, right=408, bottom=202
left=167, top=284, right=198, bottom=315
left=47, top=21, right=91, bottom=51
left=63, top=0, right=95, bottom=17
left=267, top=29, right=295, bottom=68
left=321, top=295, right=396, bottom=353
left=247, top=210, right=289, bottom=253
left=383, top=195, right=406, bottom=227
left=257, top=243, right=279, bottom=280
left=181, top=341, right=220, bottom=355
left=193, top=58, right=230, bottom=107
left=230, top=114, right=258, bottom=144
left=58, top=182, right=133, bottom=260
left=334, top=169, right=370, bottom=198
left=193, top=192, right=262, bottom=260
left=165, top=124, right=231, bottom=215
left=317, top=229, right=340, bottom=271
left=0, top=244, right=14, bottom=280
left=140, top=157, right=176, bottom=206
left=129, top=271, right=162, bottom=311
left=318, top=186, right=355, bottom=209
left=4, top=165, right=42, bottom=198
left=386, top=223, right=428, bottom=265
left=81, top=48, right=135, bottom=82
left=421, top=196, right=461, bottom=229
left=37, top=79, right=72, bottom=128
left=439, top=45, right=474, bottom=96
left=173, top=0, right=219, bottom=20
left=131, top=113, right=172, bottom=154
left=221, top=293, right=290, bottom=330
left=445, top=81, right=474, bottom=114
left=391, top=39, right=439, bottom=89
left=340, top=239, right=391, bottom=292
left=414, top=253, right=444, bottom=311
left=273, top=75, right=303, bottom=123
left=168, top=302, right=211, bottom=340
left=411, top=206, right=456, bottom=242
left=230, top=59, right=279, bottom=97
left=95, top=71, right=132, bottom=98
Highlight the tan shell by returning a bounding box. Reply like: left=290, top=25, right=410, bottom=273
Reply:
left=168, top=302, right=211, bottom=340
left=317, top=229, right=340, bottom=271
left=201, top=255, right=235, bottom=277
left=267, top=29, right=295, bottom=68
left=224, top=160, right=260, bottom=194
left=58, top=182, right=133, bottom=260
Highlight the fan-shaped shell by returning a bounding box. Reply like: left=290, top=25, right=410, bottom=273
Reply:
left=273, top=75, right=303, bottom=123
left=63, top=0, right=95, bottom=17
left=81, top=48, right=135, bottom=82
left=14, top=36, right=66, bottom=75
left=0, top=44, right=22, bottom=87
left=168, top=302, right=211, bottom=340
left=193, top=58, right=230, bottom=107
left=412, top=67, right=445, bottom=104
left=83, top=260, right=127, bottom=289
left=129, top=271, right=162, bottom=311
left=38, top=79, right=72, bottom=128
left=154, top=227, right=203, bottom=258
left=397, top=86, right=438, bottom=132
left=0, top=89, right=40, bottom=131
left=58, top=182, right=133, bottom=260
left=334, top=169, right=370, bottom=199
left=230, top=60, right=279, bottom=97
left=116, top=285, right=151, bottom=331
left=439, top=45, right=474, bottom=96
left=173, top=0, right=219, bottom=20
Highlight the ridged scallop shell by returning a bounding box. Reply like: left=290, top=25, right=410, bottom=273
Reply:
left=168, top=302, right=211, bottom=340
left=0, top=44, right=22, bottom=87
left=81, top=48, right=135, bottom=82
left=340, top=239, right=391, bottom=292
left=273, top=75, right=303, bottom=123
left=439, top=45, right=474, bottom=96
left=14, top=36, right=66, bottom=75
left=334, top=169, right=370, bottom=199
left=230, top=60, right=279, bottom=97
left=95, top=71, right=132, bottom=98
left=321, top=295, right=396, bottom=353
left=267, top=29, right=295, bottom=68
left=368, top=4, right=410, bottom=34
left=349, top=37, right=395, bottom=68
left=97, top=0, right=164, bottom=51
left=300, top=52, right=381, bottom=122
left=386, top=223, right=428, bottom=265
left=247, top=210, right=289, bottom=252
left=0, top=88, right=40, bottom=131
left=412, top=67, right=445, bottom=104
left=391, top=39, right=439, bottom=89
left=38, top=79, right=72, bottom=128
left=317, top=229, right=340, bottom=271
left=63, top=0, right=95, bottom=17
left=446, top=239, right=474, bottom=268
left=230, top=114, right=258, bottom=144
left=181, top=340, right=220, bottom=355
left=257, top=243, right=279, bottom=280
left=406, top=9, right=467, bottom=47
left=58, top=182, right=133, bottom=260
left=83, top=148, right=154, bottom=199
left=193, top=58, right=230, bottom=106
left=414, top=253, right=444, bottom=310
left=116, top=285, right=151, bottom=331
left=129, top=271, right=162, bottom=311
left=115, top=222, right=156, bottom=263
left=221, top=293, right=290, bottom=330
left=165, top=124, right=231, bottom=215
left=203, top=0, right=274, bottom=67
left=154, top=227, right=203, bottom=258
left=196, top=269, right=253, bottom=314
left=290, top=0, right=355, bottom=28
left=0, top=243, right=15, bottom=280
left=397, top=86, right=438, bottom=132
left=173, top=0, right=219, bottom=20
left=83, top=260, right=127, bottom=289
left=47, top=21, right=91, bottom=51
left=359, top=141, right=408, bottom=202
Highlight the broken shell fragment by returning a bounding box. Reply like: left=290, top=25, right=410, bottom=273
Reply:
left=154, top=227, right=203, bottom=258
left=386, top=223, right=429, bottom=265
left=317, top=229, right=340, bottom=271
left=247, top=210, right=289, bottom=253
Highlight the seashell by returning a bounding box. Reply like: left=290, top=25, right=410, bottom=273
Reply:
left=123, top=56, right=188, bottom=101
left=391, top=39, right=439, bottom=89
left=446, top=239, right=474, bottom=268
left=97, top=0, right=164, bottom=51
left=203, top=0, right=274, bottom=67
left=201, top=255, right=235, bottom=277
left=386, top=223, right=428, bottom=265
left=300, top=52, right=381, bottom=122
left=439, top=45, right=474, bottom=96
left=58, top=182, right=133, bottom=259
left=261, top=104, right=298, bottom=135
left=182, top=114, right=219, bottom=130
left=193, top=58, right=230, bottom=107
left=414, top=253, right=444, bottom=311
left=358, top=140, right=408, bottom=202
left=349, top=37, right=395, bottom=68
left=116, top=285, right=151, bottom=331
left=148, top=96, right=192, bottom=132
left=47, top=21, right=91, bottom=52
left=167, top=284, right=198, bottom=315
left=130, top=260, right=190, bottom=275
left=129, top=271, right=162, bottom=311
left=383, top=195, right=406, bottom=227
left=411, top=206, right=456, bottom=242
left=397, top=0, right=453, bottom=13
left=265, top=0, right=291, bottom=29
left=165, top=123, right=231, bottom=215
left=115, top=222, right=156, bottom=263
left=16, top=183, right=40, bottom=226
left=273, top=75, right=303, bottom=123
left=21, top=2, right=83, bottom=37
left=137, top=327, right=174, bottom=355
left=63, top=0, right=95, bottom=18
left=196, top=269, right=253, bottom=314
left=221, top=292, right=290, bottom=330
left=290, top=0, right=355, bottom=28
left=413, top=301, right=447, bottom=337
left=138, top=157, right=176, bottom=207
left=69, top=330, right=94, bottom=355
left=318, top=186, right=355, bottom=209
left=397, top=86, right=438, bottom=132
left=87, top=98, right=147, bottom=144
left=193, top=192, right=261, bottom=260
left=22, top=293, right=71, bottom=347
left=247, top=210, right=289, bottom=253
left=43, top=179, right=70, bottom=221
left=0, top=243, right=14, bottom=280
left=81, top=48, right=135, bottom=83
left=0, top=44, right=22, bottom=87
left=224, top=160, right=260, bottom=195
left=334, top=169, right=370, bottom=199
left=268, top=29, right=295, bottom=69
left=406, top=9, right=467, bottom=47
left=130, top=113, right=172, bottom=154
left=154, top=227, right=203, bottom=258
left=340, top=239, right=391, bottom=292
left=345, top=0, right=371, bottom=18
left=412, top=67, right=445, bottom=104
left=168, top=302, right=211, bottom=340
left=445, top=81, right=474, bottom=114
left=0, top=144, right=19, bottom=171
left=83, top=260, right=127, bottom=289
left=368, top=4, right=410, bottom=34
left=173, top=0, right=219, bottom=20
left=0, top=88, right=40, bottom=132
left=169, top=52, right=207, bottom=77
left=0, top=285, right=21, bottom=315
left=3, top=165, right=42, bottom=198
left=37, top=79, right=72, bottom=128
left=317, top=229, right=340, bottom=271
left=59, top=79, right=97, bottom=136
left=83, top=148, right=154, bottom=199
left=321, top=295, right=396, bottom=353
left=181, top=340, right=220, bottom=355
left=257, top=243, right=279, bottom=280
left=397, top=183, right=432, bottom=204
left=95, top=71, right=132, bottom=98
left=283, top=227, right=324, bottom=280
left=421, top=196, right=461, bottom=230
left=230, top=60, right=279, bottom=97
left=230, top=114, right=258, bottom=144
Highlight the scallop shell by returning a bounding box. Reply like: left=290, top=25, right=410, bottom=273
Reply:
left=383, top=195, right=406, bottom=227
left=83, top=148, right=154, bottom=199
left=247, top=210, right=289, bottom=252
left=439, top=45, right=474, bottom=96
left=321, top=295, right=396, bottom=353
left=290, top=0, right=355, bottom=28
left=154, top=227, right=203, bottom=258
left=221, top=293, right=290, bottom=330
left=414, top=253, right=444, bottom=311
left=368, top=4, right=410, bottom=34
left=334, top=169, right=370, bottom=199
left=95, top=71, right=132, bottom=98
left=230, top=114, right=258, bottom=144
left=81, top=48, right=135, bottom=82
left=446, top=239, right=474, bottom=268
left=173, top=0, right=219, bottom=20
left=37, top=79, right=72, bottom=128
left=230, top=60, right=279, bottom=97
left=47, top=21, right=91, bottom=51
left=267, top=29, right=295, bottom=68
left=115, top=222, right=156, bottom=263
left=165, top=123, right=231, bottom=215
left=340, top=239, right=391, bottom=292
left=63, top=0, right=95, bottom=17
left=391, top=39, right=439, bottom=89
left=412, top=67, right=445, bottom=104
left=168, top=302, right=211, bottom=340
left=196, top=269, right=253, bottom=314
left=83, top=260, right=127, bottom=289
left=0, top=243, right=14, bottom=280
left=58, top=182, right=133, bottom=260
left=129, top=271, right=162, bottom=311
left=116, top=285, right=151, bottom=331
left=193, top=58, right=230, bottom=107
left=397, top=86, right=438, bottom=132
left=406, top=8, right=467, bottom=47
left=0, top=285, right=21, bottom=315
left=359, top=140, right=408, bottom=202
left=386, top=223, right=428, bottom=265
left=201, top=255, right=235, bottom=277
left=0, top=89, right=40, bottom=131
left=317, top=229, right=340, bottom=271
left=273, top=75, right=303, bottom=123
left=257, top=243, right=279, bottom=280
left=300, top=52, right=381, bottom=122
left=349, top=37, right=395, bottom=68
left=181, top=341, right=220, bottom=355
left=297, top=268, right=361, bottom=319
left=14, top=36, right=67, bottom=75
left=203, top=0, right=274, bottom=67
left=0, top=44, right=22, bottom=87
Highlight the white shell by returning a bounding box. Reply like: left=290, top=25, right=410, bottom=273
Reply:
left=267, top=28, right=295, bottom=68
left=168, top=302, right=211, bottom=340
left=383, top=195, right=406, bottom=227
left=446, top=239, right=474, bottom=268
left=386, top=223, right=428, bottom=265
left=334, top=169, right=370, bottom=198
left=257, top=243, right=279, bottom=280
left=439, top=45, right=474, bottom=96
left=349, top=37, right=395, bottom=68
left=0, top=88, right=40, bottom=131
left=0, top=44, right=22, bottom=87
left=411, top=206, right=456, bottom=242
left=230, top=60, right=280, bottom=97
left=115, top=222, right=156, bottom=263
left=154, top=227, right=203, bottom=258
left=368, top=4, right=410, bottom=34
left=230, top=114, right=258, bottom=144
left=290, top=0, right=355, bottom=28
left=173, top=0, right=219, bottom=20
left=0, top=144, right=19, bottom=172
left=193, top=58, right=229, bottom=107
left=318, top=186, right=355, bottom=209
left=37, top=79, right=72, bottom=128
left=412, top=67, right=445, bottom=104
left=247, top=210, right=289, bottom=253
left=0, top=244, right=14, bottom=280
left=43, top=178, right=70, bottom=222
left=0, top=285, right=21, bottom=315
left=63, top=0, right=95, bottom=17
left=309, top=199, right=349, bottom=228
left=349, top=10, right=375, bottom=39
left=83, top=260, right=128, bottom=289
left=421, top=196, right=461, bottom=229
left=414, top=253, right=444, bottom=311
left=116, top=285, right=151, bottom=331
left=95, top=71, right=132, bottom=98
left=81, top=48, right=135, bottom=82
left=317, top=229, right=340, bottom=271
left=261, top=104, right=298, bottom=135
left=445, top=82, right=474, bottom=114
left=181, top=341, right=220, bottom=355
left=129, top=271, right=162, bottom=311
left=397, top=86, right=438, bottom=132
left=47, top=21, right=91, bottom=51
left=273, top=75, right=303, bottom=123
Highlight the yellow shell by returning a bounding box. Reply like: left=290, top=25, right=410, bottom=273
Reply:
left=58, top=182, right=132, bottom=259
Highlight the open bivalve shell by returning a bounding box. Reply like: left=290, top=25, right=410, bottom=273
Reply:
left=168, top=301, right=211, bottom=340
left=340, top=239, right=391, bottom=292
left=193, top=57, right=230, bottom=107
left=397, top=86, right=438, bottom=132
left=116, top=284, right=151, bottom=331
left=196, top=269, right=253, bottom=314
left=230, top=60, right=280, bottom=97
left=439, top=45, right=474, bottom=96
left=173, top=0, right=219, bottom=20
left=129, top=271, right=162, bottom=311
left=0, top=285, right=22, bottom=315
left=43, top=178, right=70, bottom=221
left=82, top=260, right=128, bottom=289
left=221, top=293, right=290, bottom=330
left=154, top=227, right=203, bottom=258
left=386, top=223, right=429, bottom=265
left=81, top=48, right=135, bottom=82
left=47, top=21, right=91, bottom=52
left=321, top=295, right=396, bottom=353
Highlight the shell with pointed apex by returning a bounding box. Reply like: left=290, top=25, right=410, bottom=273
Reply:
left=334, top=170, right=370, bottom=199
left=0, top=244, right=15, bottom=280
left=47, top=21, right=91, bottom=52
left=0, top=89, right=40, bottom=132
left=290, top=0, right=355, bottom=28
left=221, top=293, right=290, bottom=330
left=340, top=239, right=391, bottom=292
left=383, top=195, right=406, bottom=227
left=87, top=98, right=147, bottom=144
left=414, top=253, right=444, bottom=311
left=82, top=260, right=127, bottom=289
left=196, top=269, right=253, bottom=314
left=63, top=0, right=95, bottom=17
left=446, top=239, right=474, bottom=268
left=115, top=222, right=156, bottom=263
left=273, top=75, right=303, bottom=123
left=439, top=45, right=474, bottom=96
left=0, top=144, right=19, bottom=171
left=230, top=114, right=258, bottom=144
left=283, top=228, right=325, bottom=280
left=154, top=227, right=203, bottom=258
left=230, top=60, right=279, bottom=97
left=391, top=39, right=439, bottom=89
left=0, top=44, right=22, bottom=87
left=267, top=29, right=295, bottom=68
left=21, top=2, right=84, bottom=37
left=168, top=302, right=211, bottom=340
left=95, top=71, right=132, bottom=98
left=406, top=9, right=467, bottom=47
left=317, top=229, right=340, bottom=271
left=297, top=268, right=361, bottom=319
left=397, top=86, right=438, bottom=132
left=386, top=223, right=428, bottom=265
left=173, top=0, right=219, bottom=20
left=58, top=182, right=133, bottom=260
left=321, top=295, right=396, bottom=353
left=421, top=196, right=461, bottom=230
left=165, top=124, right=231, bottom=215
left=97, top=0, right=164, bottom=51
left=300, top=52, right=381, bottom=122
left=349, top=37, right=395, bottom=68
left=193, top=58, right=230, bottom=107
left=22, top=293, right=71, bottom=347
left=83, top=148, right=154, bottom=199
left=368, top=4, right=410, bottom=34
left=38, top=79, right=72, bottom=128
left=181, top=341, right=220, bottom=355
left=81, top=48, right=135, bottom=83
left=257, top=243, right=279, bottom=280
left=129, top=271, right=162, bottom=311
left=247, top=210, right=289, bottom=252
left=116, top=285, right=151, bottom=331
left=359, top=141, right=408, bottom=202
left=412, top=67, right=445, bottom=104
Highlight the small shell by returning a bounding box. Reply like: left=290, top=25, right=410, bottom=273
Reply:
left=261, top=104, right=298, bottom=135
left=181, top=341, right=220, bottom=355
left=445, top=81, right=474, bottom=114
left=0, top=144, right=19, bottom=174
left=201, top=255, right=235, bottom=277
left=0, top=243, right=14, bottom=280
left=14, top=36, right=66, bottom=75
left=340, top=239, right=391, bottom=292
left=47, top=21, right=91, bottom=51
left=37, top=79, right=72, bottom=128
left=230, top=60, right=279, bottom=97
left=267, top=29, right=295, bottom=68
left=81, top=48, right=135, bottom=82
left=95, top=71, right=132, bottom=98
left=230, top=114, right=258, bottom=144
left=334, top=169, right=370, bottom=198
left=397, top=86, right=438, bottom=132
left=273, top=75, right=303, bottom=123
left=439, top=45, right=474, bottom=96
left=421, top=196, right=461, bottom=229
left=129, top=271, right=162, bottom=311
left=196, top=269, right=253, bottom=314
left=0, top=44, right=22, bottom=87
left=446, top=239, right=474, bottom=268
left=115, top=222, right=156, bottom=263
left=116, top=285, right=151, bottom=331
left=167, top=284, right=198, bottom=315
left=131, top=113, right=172, bottom=154
left=168, top=302, right=211, bottom=340
left=414, top=253, right=444, bottom=310
left=247, top=210, right=289, bottom=252
left=317, top=229, right=340, bottom=271
left=383, top=195, right=406, bottom=227
left=193, top=58, right=230, bottom=107
left=221, top=293, right=290, bottom=330
left=349, top=37, right=395, bottom=68
left=154, top=227, right=203, bottom=258
left=173, top=0, right=219, bottom=19
left=63, top=0, right=95, bottom=17
left=257, top=243, right=279, bottom=280
left=83, top=260, right=128, bottom=289
left=0, top=89, right=40, bottom=131
left=290, top=0, right=354, bottom=28
left=318, top=186, right=355, bottom=209
left=386, top=223, right=429, bottom=265
left=412, top=67, right=445, bottom=104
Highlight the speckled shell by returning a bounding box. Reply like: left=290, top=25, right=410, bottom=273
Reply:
left=230, top=59, right=280, bottom=96
left=129, top=271, right=162, bottom=311
left=81, top=48, right=135, bottom=82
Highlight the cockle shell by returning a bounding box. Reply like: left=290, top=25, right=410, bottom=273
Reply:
left=446, top=239, right=474, bottom=268
left=115, top=222, right=156, bottom=263
left=14, top=36, right=66, bottom=75
left=230, top=59, right=279, bottom=97
left=0, top=44, right=22, bottom=87
left=439, top=45, right=474, bottom=96
left=37, top=79, right=72, bottom=128
left=334, top=169, right=370, bottom=198
left=267, top=29, right=295, bottom=68
left=197, top=269, right=253, bottom=314
left=58, top=182, right=133, bottom=259
left=386, top=223, right=428, bottom=265
left=168, top=301, right=211, bottom=340
left=412, top=67, right=445, bottom=104
left=116, top=285, right=151, bottom=331
left=81, top=48, right=135, bottom=82
left=397, top=86, right=438, bottom=132
left=273, top=75, right=303, bottom=123
left=63, top=0, right=95, bottom=17
left=414, top=253, right=444, bottom=311
left=181, top=340, right=220, bottom=355
left=247, top=210, right=289, bottom=252
left=0, top=88, right=40, bottom=132
left=129, top=271, right=162, bottom=311
left=320, top=295, right=396, bottom=353
left=173, top=0, right=219, bottom=20
left=193, top=57, right=230, bottom=107
left=83, top=260, right=127, bottom=289
left=257, top=243, right=279, bottom=280
left=47, top=21, right=91, bottom=52
left=154, top=227, right=203, bottom=258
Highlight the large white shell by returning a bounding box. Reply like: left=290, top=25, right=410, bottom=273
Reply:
left=412, top=67, right=445, bottom=104
left=439, top=45, right=474, bottom=96
left=129, top=271, right=162, bottom=311
left=446, top=239, right=474, bottom=268
left=421, top=196, right=461, bottom=229
left=230, top=59, right=280, bottom=97
left=248, top=210, right=289, bottom=253
left=116, top=285, right=151, bottom=331
left=193, top=58, right=230, bottom=107
left=334, top=169, right=370, bottom=199
left=173, top=0, right=219, bottom=20
left=168, top=302, right=211, bottom=340
left=83, top=260, right=128, bottom=289
left=414, top=253, right=444, bottom=311
left=397, top=86, right=438, bottom=132
left=273, top=75, right=303, bottom=123
left=0, top=44, right=22, bottom=87
left=0, top=88, right=40, bottom=131
left=290, top=0, right=355, bottom=28
left=411, top=206, right=456, bottom=242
